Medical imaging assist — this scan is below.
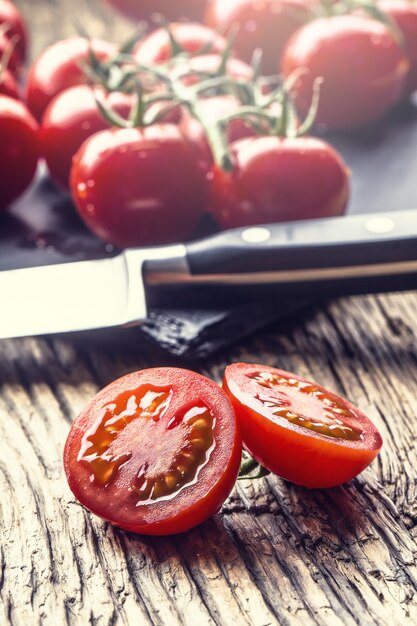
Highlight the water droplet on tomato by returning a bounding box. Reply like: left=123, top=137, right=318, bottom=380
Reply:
left=81, top=121, right=91, bottom=131
left=245, top=20, right=258, bottom=33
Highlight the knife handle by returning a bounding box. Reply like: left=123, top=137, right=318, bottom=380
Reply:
left=181, top=210, right=417, bottom=297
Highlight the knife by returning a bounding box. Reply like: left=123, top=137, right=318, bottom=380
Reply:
left=1, top=209, right=417, bottom=340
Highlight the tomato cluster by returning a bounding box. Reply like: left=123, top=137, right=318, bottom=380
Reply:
left=64, top=364, right=383, bottom=535
left=2, top=0, right=417, bottom=243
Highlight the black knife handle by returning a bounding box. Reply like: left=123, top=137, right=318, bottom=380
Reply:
left=178, top=210, right=417, bottom=298
left=185, top=210, right=417, bottom=275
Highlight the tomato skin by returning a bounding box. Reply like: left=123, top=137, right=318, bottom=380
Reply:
left=0, top=95, right=39, bottom=209
left=0, top=65, right=19, bottom=99
left=25, top=37, right=117, bottom=122
left=209, top=135, right=349, bottom=229
left=379, top=0, right=417, bottom=95
left=223, top=364, right=383, bottom=489
left=0, top=0, right=27, bottom=62
left=103, top=0, right=208, bottom=22
left=70, top=124, right=207, bottom=248
left=41, top=85, right=133, bottom=189
left=134, top=22, right=227, bottom=66
left=282, top=15, right=409, bottom=130
left=64, top=367, right=241, bottom=535
left=205, top=0, right=318, bottom=75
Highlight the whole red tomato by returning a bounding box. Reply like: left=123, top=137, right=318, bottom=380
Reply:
left=379, top=0, right=417, bottom=95
left=0, top=0, right=27, bottom=62
left=70, top=123, right=208, bottom=248
left=223, top=363, right=383, bottom=488
left=0, top=95, right=39, bottom=209
left=103, top=0, right=208, bottom=22
left=134, top=22, right=227, bottom=66
left=25, top=37, right=117, bottom=122
left=282, top=15, right=409, bottom=130
left=64, top=367, right=241, bottom=535
left=41, top=85, right=133, bottom=189
left=0, top=27, right=22, bottom=74
left=181, top=95, right=258, bottom=173
left=0, top=65, right=19, bottom=98
left=205, top=0, right=318, bottom=75
left=209, top=135, right=349, bottom=229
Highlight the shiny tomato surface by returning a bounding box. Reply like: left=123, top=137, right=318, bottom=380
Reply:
left=223, top=364, right=383, bottom=488
left=0, top=65, right=19, bottom=98
left=379, top=0, right=417, bottom=95
left=64, top=367, right=241, bottom=535
left=25, top=37, right=117, bottom=122
left=0, top=95, right=39, bottom=209
left=209, top=135, right=349, bottom=229
left=0, top=0, right=27, bottom=62
left=134, top=22, right=227, bottom=66
left=41, top=85, right=133, bottom=189
left=282, top=15, right=409, bottom=130
left=205, top=0, right=318, bottom=74
left=103, top=0, right=208, bottom=22
left=70, top=123, right=207, bottom=248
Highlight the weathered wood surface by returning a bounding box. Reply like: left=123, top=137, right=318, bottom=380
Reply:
left=2, top=1, right=417, bottom=624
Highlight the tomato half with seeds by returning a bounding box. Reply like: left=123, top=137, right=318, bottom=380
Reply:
left=64, top=368, right=241, bottom=535
left=223, top=364, right=383, bottom=489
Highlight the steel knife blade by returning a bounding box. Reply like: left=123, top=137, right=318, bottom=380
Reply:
left=1, top=209, right=417, bottom=340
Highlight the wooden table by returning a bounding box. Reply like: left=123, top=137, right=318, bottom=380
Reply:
left=2, top=2, right=417, bottom=624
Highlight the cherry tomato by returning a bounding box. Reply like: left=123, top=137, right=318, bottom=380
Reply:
left=25, top=37, right=117, bottom=122
left=209, top=135, right=349, bottom=229
left=134, top=22, right=227, bottom=66
left=282, top=15, right=409, bottom=130
left=64, top=367, right=241, bottom=535
left=0, top=95, right=39, bottom=209
left=41, top=85, right=133, bottom=189
left=0, top=65, right=19, bottom=98
left=0, top=0, right=27, bottom=62
left=379, top=0, right=417, bottom=95
left=70, top=123, right=208, bottom=248
left=181, top=95, right=258, bottom=174
left=205, top=0, right=318, bottom=75
left=223, top=363, right=383, bottom=489
left=103, top=0, right=208, bottom=22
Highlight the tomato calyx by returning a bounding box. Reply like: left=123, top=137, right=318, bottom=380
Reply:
left=238, top=450, right=270, bottom=480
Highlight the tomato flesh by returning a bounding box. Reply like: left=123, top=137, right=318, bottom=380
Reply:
left=223, top=364, right=383, bottom=489
left=64, top=368, right=241, bottom=535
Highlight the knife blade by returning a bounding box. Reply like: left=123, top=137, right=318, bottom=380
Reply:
left=1, top=209, right=417, bottom=340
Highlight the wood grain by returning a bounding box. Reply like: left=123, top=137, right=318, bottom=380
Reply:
left=2, top=1, right=417, bottom=624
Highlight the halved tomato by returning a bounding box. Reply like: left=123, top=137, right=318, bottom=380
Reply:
left=64, top=368, right=241, bottom=535
left=223, top=363, right=382, bottom=488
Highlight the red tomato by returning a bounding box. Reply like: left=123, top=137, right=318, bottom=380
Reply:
left=0, top=65, right=19, bottom=98
left=103, top=0, right=208, bottom=22
left=70, top=123, right=208, bottom=248
left=379, top=0, right=417, bottom=95
left=282, top=15, right=409, bottom=130
left=0, top=95, right=39, bottom=209
left=209, top=135, right=349, bottom=229
left=25, top=37, right=117, bottom=122
left=41, top=85, right=133, bottom=189
left=223, top=364, right=383, bottom=488
left=0, top=0, right=27, bottom=62
left=205, top=0, right=318, bottom=75
left=64, top=367, right=241, bottom=535
left=180, top=95, right=258, bottom=173
left=134, top=22, right=227, bottom=66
